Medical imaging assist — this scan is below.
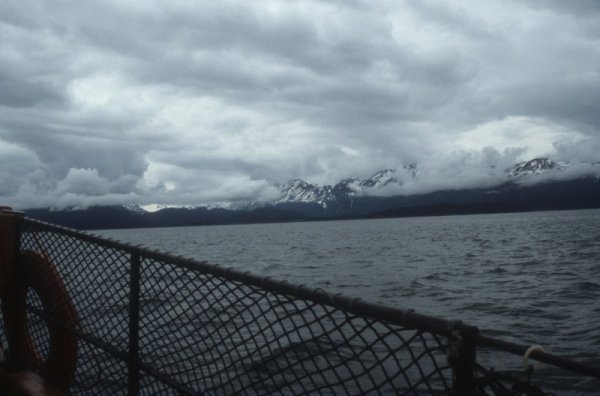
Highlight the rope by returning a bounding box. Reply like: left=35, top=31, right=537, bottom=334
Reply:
left=523, top=345, right=545, bottom=370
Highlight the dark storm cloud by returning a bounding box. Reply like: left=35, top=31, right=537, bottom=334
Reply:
left=0, top=0, right=599, bottom=209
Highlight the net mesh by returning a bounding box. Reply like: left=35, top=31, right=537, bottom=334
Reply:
left=0, top=218, right=452, bottom=395
left=1, top=217, right=597, bottom=395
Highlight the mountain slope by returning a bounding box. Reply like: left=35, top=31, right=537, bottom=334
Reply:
left=26, top=206, right=309, bottom=230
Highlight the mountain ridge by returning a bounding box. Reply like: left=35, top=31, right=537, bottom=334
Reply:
left=270, top=158, right=599, bottom=210
left=21, top=157, right=600, bottom=229
left=24, top=176, right=600, bottom=230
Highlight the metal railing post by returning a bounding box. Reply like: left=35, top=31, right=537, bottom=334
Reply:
left=128, top=253, right=141, bottom=395
left=448, top=320, right=479, bottom=395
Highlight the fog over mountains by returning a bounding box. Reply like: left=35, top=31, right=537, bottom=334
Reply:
left=274, top=159, right=586, bottom=209
left=142, top=157, right=600, bottom=212
left=25, top=158, right=600, bottom=229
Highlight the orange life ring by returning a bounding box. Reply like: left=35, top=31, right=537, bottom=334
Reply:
left=1, top=251, right=79, bottom=391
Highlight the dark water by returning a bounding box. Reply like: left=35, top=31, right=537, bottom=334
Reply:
left=99, top=209, right=600, bottom=393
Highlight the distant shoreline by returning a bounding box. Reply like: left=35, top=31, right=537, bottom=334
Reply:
left=21, top=176, right=600, bottom=230
left=24, top=203, right=600, bottom=231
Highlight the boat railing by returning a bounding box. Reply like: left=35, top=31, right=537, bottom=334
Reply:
left=0, top=212, right=599, bottom=395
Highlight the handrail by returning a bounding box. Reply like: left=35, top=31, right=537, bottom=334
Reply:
left=478, top=335, right=600, bottom=379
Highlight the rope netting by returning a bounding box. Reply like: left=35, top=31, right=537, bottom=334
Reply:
left=4, top=218, right=454, bottom=395
left=0, top=216, right=598, bottom=395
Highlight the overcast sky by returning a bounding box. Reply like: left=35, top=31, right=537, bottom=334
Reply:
left=1, top=0, right=599, bottom=209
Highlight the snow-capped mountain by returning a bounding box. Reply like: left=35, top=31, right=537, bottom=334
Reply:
left=274, top=158, right=599, bottom=209
left=507, top=158, right=567, bottom=177
left=276, top=169, right=404, bottom=207
left=358, top=169, right=397, bottom=188
left=277, top=180, right=330, bottom=207
left=275, top=168, right=408, bottom=208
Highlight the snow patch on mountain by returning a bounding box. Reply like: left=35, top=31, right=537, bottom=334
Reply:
left=140, top=204, right=197, bottom=212
left=276, top=179, right=341, bottom=208
left=123, top=204, right=148, bottom=214
left=506, top=158, right=600, bottom=184
left=359, top=169, right=397, bottom=188
left=507, top=158, right=567, bottom=177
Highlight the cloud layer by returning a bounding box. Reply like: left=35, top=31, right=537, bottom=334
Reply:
left=1, top=0, right=599, bottom=209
